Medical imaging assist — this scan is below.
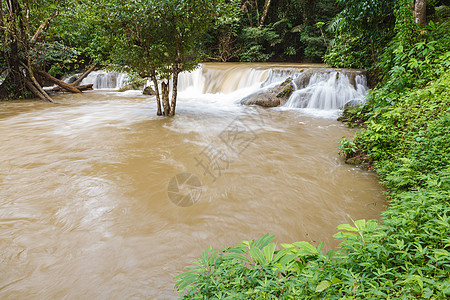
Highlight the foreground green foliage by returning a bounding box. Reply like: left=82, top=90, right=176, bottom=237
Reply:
left=176, top=2, right=450, bottom=298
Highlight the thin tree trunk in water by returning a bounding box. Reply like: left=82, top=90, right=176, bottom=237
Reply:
left=259, top=0, right=271, bottom=26
left=150, top=70, right=162, bottom=116
left=169, top=70, right=179, bottom=117
left=24, top=79, right=53, bottom=102
left=415, top=0, right=427, bottom=26
left=71, top=65, right=96, bottom=86
left=161, top=81, right=170, bottom=116
left=28, top=72, right=53, bottom=102
left=22, top=57, right=54, bottom=102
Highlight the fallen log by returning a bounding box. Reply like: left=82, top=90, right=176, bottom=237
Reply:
left=72, top=65, right=96, bottom=86
left=37, top=70, right=81, bottom=93
left=25, top=79, right=54, bottom=103
left=51, top=84, right=93, bottom=92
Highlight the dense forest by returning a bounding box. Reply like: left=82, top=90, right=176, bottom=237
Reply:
left=1, top=0, right=449, bottom=298
left=3, top=0, right=442, bottom=104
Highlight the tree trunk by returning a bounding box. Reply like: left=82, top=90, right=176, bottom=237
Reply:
left=29, top=13, right=57, bottom=47
left=259, top=0, right=272, bottom=26
left=37, top=70, right=81, bottom=93
left=161, top=81, right=170, bottom=116
left=27, top=69, right=54, bottom=102
left=52, top=84, right=93, bottom=92
left=150, top=70, right=162, bottom=116
left=25, top=79, right=53, bottom=102
left=169, top=70, right=179, bottom=117
left=414, top=0, right=427, bottom=26
left=72, top=65, right=96, bottom=86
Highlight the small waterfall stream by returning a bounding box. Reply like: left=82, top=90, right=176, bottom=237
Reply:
left=71, top=63, right=368, bottom=115
left=177, top=63, right=368, bottom=110
left=284, top=70, right=368, bottom=109
left=79, top=70, right=129, bottom=89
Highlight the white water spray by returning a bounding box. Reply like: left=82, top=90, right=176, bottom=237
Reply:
left=80, top=71, right=129, bottom=89
left=81, top=64, right=368, bottom=115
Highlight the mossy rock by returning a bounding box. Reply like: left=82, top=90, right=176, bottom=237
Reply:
left=241, top=77, right=295, bottom=107
left=118, top=82, right=144, bottom=92
left=276, top=82, right=294, bottom=99
left=143, top=86, right=156, bottom=95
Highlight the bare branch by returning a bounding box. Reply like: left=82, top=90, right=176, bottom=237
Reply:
left=29, top=13, right=58, bottom=47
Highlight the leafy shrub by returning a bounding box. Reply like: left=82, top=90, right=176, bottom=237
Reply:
left=324, top=33, right=372, bottom=69
left=176, top=3, right=450, bottom=297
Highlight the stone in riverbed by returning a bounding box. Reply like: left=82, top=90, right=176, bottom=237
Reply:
left=240, top=77, right=295, bottom=108
left=118, top=82, right=144, bottom=92
left=143, top=86, right=156, bottom=95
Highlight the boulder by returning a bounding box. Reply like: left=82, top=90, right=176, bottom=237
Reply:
left=143, top=86, right=156, bottom=95
left=241, top=77, right=295, bottom=108
left=118, top=82, right=144, bottom=92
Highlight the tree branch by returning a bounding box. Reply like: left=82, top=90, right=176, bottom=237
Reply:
left=29, top=13, right=58, bottom=47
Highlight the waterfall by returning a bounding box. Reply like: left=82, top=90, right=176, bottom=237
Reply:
left=284, top=70, right=368, bottom=109
left=79, top=71, right=129, bottom=89
left=77, top=64, right=368, bottom=111
left=178, top=64, right=368, bottom=110
left=178, top=65, right=269, bottom=94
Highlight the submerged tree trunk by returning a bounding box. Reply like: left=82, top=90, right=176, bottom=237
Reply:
left=150, top=69, right=162, bottom=116
left=169, top=69, right=179, bottom=117
left=414, top=0, right=427, bottom=26
left=52, top=84, right=93, bottom=92
left=161, top=81, right=170, bottom=116
left=24, top=79, right=53, bottom=102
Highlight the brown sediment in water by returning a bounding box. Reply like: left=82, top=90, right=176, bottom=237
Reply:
left=0, top=64, right=384, bottom=299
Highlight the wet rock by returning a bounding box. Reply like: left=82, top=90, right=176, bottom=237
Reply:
left=241, top=77, right=295, bottom=108
left=118, top=83, right=144, bottom=92
left=143, top=86, right=156, bottom=95
left=277, top=78, right=294, bottom=98
left=345, top=156, right=363, bottom=165
left=294, top=70, right=314, bottom=89
left=343, top=99, right=363, bottom=109
left=241, top=93, right=281, bottom=107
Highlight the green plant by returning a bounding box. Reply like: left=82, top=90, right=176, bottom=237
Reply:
left=176, top=2, right=450, bottom=297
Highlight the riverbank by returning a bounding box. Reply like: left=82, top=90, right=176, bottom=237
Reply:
left=175, top=68, right=449, bottom=299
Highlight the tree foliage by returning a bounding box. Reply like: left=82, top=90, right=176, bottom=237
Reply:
left=0, top=0, right=76, bottom=101
left=96, top=0, right=226, bottom=116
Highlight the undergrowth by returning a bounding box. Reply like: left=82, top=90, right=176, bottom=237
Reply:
left=174, top=7, right=450, bottom=299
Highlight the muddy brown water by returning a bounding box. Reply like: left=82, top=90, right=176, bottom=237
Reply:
left=0, top=68, right=384, bottom=298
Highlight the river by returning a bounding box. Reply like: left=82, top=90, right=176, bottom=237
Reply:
left=0, top=63, right=384, bottom=299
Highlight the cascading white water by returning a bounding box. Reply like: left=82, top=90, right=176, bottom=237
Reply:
left=80, top=70, right=129, bottom=89
left=78, top=64, right=368, bottom=113
left=178, top=65, right=270, bottom=94
left=177, top=64, right=368, bottom=111
left=284, top=71, right=368, bottom=109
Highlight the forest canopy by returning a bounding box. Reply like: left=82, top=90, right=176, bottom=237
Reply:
left=1, top=0, right=448, bottom=106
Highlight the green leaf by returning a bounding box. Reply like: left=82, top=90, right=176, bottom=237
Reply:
left=336, top=223, right=358, bottom=232
left=263, top=242, right=276, bottom=263
left=223, top=253, right=249, bottom=262
left=249, top=247, right=266, bottom=265
left=354, top=219, right=367, bottom=230
left=292, top=241, right=319, bottom=255
left=315, top=280, right=331, bottom=292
